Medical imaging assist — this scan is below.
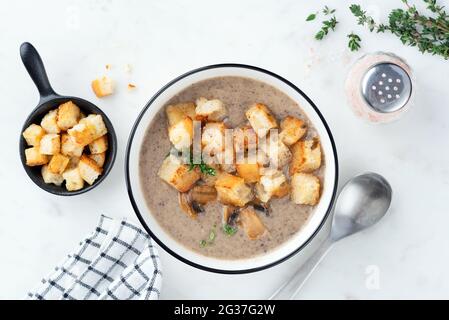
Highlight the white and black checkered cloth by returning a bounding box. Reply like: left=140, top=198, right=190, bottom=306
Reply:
left=27, top=215, right=162, bottom=300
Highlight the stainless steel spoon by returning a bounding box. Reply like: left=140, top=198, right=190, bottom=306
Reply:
left=270, top=172, right=392, bottom=300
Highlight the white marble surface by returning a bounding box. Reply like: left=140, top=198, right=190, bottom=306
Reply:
left=1, top=0, right=448, bottom=299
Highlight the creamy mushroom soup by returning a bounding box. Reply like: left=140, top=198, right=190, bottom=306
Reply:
left=139, top=76, right=325, bottom=259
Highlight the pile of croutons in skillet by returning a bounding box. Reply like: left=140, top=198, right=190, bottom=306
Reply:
left=158, top=97, right=322, bottom=240
left=22, top=101, right=108, bottom=191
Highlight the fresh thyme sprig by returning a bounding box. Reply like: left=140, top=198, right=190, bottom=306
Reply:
left=188, top=153, right=216, bottom=176
left=306, top=6, right=339, bottom=40
left=347, top=32, right=362, bottom=51
left=315, top=16, right=339, bottom=40
left=350, top=1, right=449, bottom=59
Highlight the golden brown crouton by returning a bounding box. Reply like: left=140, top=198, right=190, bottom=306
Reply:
left=255, top=169, right=287, bottom=203
left=39, top=134, right=60, bottom=155
left=195, top=97, right=227, bottom=121
left=158, top=155, right=200, bottom=192
left=57, top=101, right=81, bottom=130
left=67, top=156, right=81, bottom=169
left=291, top=173, right=321, bottom=205
left=68, top=114, right=107, bottom=146
left=62, top=167, right=84, bottom=191
left=41, top=165, right=64, bottom=186
left=233, top=126, right=258, bottom=154
left=88, top=152, right=106, bottom=167
left=239, top=207, right=267, bottom=240
left=41, top=109, right=60, bottom=134
left=91, top=76, right=114, bottom=98
left=289, top=138, right=322, bottom=175
left=202, top=122, right=226, bottom=153
left=168, top=117, right=193, bottom=150
left=81, top=114, right=108, bottom=140
left=78, top=155, right=103, bottom=185
left=258, top=136, right=292, bottom=168
left=61, top=133, right=84, bottom=157
left=22, top=124, right=46, bottom=147
left=89, top=136, right=108, bottom=154
left=48, top=154, right=70, bottom=174
left=166, top=102, right=196, bottom=126
left=279, top=116, right=307, bottom=146
left=25, top=147, right=49, bottom=166
left=67, top=122, right=95, bottom=146
left=215, top=173, right=253, bottom=207
left=236, top=163, right=260, bottom=183
left=245, top=103, right=277, bottom=137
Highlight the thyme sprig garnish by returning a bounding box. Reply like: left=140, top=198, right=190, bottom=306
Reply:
left=315, top=16, right=339, bottom=40
left=350, top=1, right=449, bottom=59
left=200, top=224, right=217, bottom=248
left=307, top=1, right=449, bottom=59
left=188, top=152, right=216, bottom=176
left=347, top=32, right=362, bottom=51
left=306, top=6, right=339, bottom=40
left=223, top=224, right=237, bottom=236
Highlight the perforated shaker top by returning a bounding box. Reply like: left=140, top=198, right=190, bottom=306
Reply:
left=361, top=63, right=412, bottom=113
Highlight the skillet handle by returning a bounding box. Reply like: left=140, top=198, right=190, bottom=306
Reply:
left=20, top=42, right=57, bottom=102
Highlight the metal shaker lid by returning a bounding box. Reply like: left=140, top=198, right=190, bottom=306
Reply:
left=361, top=62, right=412, bottom=113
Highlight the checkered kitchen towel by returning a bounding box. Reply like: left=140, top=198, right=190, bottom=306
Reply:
left=27, top=215, right=162, bottom=300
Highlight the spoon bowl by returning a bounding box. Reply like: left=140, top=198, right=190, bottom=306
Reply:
left=331, top=172, right=392, bottom=241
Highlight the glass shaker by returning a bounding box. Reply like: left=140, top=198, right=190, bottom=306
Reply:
left=345, top=52, right=415, bottom=123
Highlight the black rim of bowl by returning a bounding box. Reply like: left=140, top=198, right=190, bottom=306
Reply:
left=20, top=95, right=117, bottom=196
left=125, top=63, right=339, bottom=274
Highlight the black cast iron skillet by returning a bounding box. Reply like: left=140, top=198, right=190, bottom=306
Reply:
left=19, top=42, right=117, bottom=196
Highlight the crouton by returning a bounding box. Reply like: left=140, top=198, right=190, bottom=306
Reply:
left=48, top=154, right=70, bottom=174
left=165, top=102, right=196, bottom=126
left=289, top=138, right=322, bottom=175
left=233, top=126, right=258, bottom=154
left=88, top=152, right=106, bottom=167
left=39, top=134, right=60, bottom=155
left=57, top=101, right=81, bottom=130
left=41, top=164, right=64, bottom=186
left=22, top=124, right=45, bottom=146
left=158, top=155, right=200, bottom=192
left=61, top=133, right=84, bottom=157
left=40, top=109, right=60, bottom=134
left=78, top=155, right=103, bottom=185
left=202, top=122, right=226, bottom=153
left=255, top=170, right=287, bottom=203
left=89, top=135, right=108, bottom=154
left=195, top=97, right=227, bottom=121
left=68, top=156, right=81, bottom=169
left=68, top=114, right=107, bottom=146
left=291, top=173, right=321, bottom=205
left=273, top=180, right=290, bottom=198
left=91, top=76, right=114, bottom=98
left=279, top=116, right=307, bottom=146
left=245, top=103, right=277, bottom=137
left=236, top=163, right=260, bottom=183
left=168, top=117, right=193, bottom=150
left=258, top=136, right=292, bottom=168
left=81, top=114, right=108, bottom=140
left=62, top=167, right=84, bottom=191
left=215, top=173, right=253, bottom=207
left=239, top=207, right=267, bottom=240
left=216, top=148, right=236, bottom=173
left=25, top=147, right=49, bottom=166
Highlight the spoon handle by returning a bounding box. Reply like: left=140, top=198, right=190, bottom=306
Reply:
left=269, top=237, right=334, bottom=300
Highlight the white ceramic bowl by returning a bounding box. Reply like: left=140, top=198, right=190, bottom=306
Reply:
left=125, top=64, right=338, bottom=273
